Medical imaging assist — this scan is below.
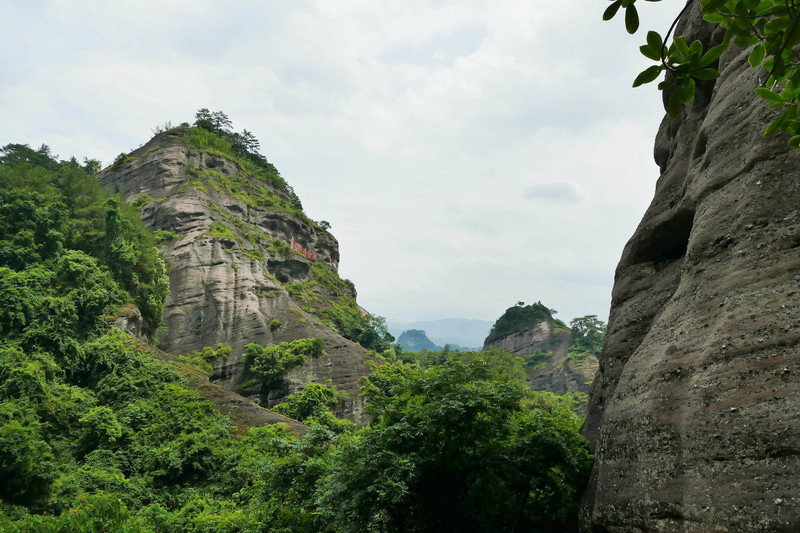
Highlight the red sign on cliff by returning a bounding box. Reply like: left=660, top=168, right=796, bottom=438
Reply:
left=290, top=238, right=317, bottom=261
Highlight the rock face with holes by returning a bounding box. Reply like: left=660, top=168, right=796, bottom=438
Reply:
left=581, top=2, right=800, bottom=531
left=101, top=129, right=373, bottom=424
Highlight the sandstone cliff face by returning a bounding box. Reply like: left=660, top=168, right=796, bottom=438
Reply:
left=483, top=318, right=598, bottom=401
left=582, top=2, right=800, bottom=530
left=101, top=130, right=373, bottom=424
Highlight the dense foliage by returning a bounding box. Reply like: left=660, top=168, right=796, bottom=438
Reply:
left=608, top=0, right=800, bottom=146
left=0, top=144, right=169, bottom=332
left=243, top=338, right=326, bottom=384
left=339, top=359, right=593, bottom=532
left=272, top=382, right=355, bottom=435
left=568, top=315, right=606, bottom=359
left=0, top=145, right=592, bottom=531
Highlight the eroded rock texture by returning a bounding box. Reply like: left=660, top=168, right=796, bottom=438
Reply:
left=483, top=318, right=598, bottom=404
left=101, top=130, right=373, bottom=424
left=581, top=2, right=800, bottom=531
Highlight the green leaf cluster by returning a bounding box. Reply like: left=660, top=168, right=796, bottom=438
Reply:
left=243, top=338, right=326, bottom=383
left=608, top=0, right=800, bottom=143
left=272, top=382, right=355, bottom=435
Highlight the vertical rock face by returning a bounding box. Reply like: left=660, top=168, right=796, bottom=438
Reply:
left=582, top=2, right=800, bottom=530
left=483, top=316, right=598, bottom=402
left=101, top=130, right=373, bottom=424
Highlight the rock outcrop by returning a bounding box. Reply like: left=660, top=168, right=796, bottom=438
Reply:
left=396, top=329, right=441, bottom=352
left=483, top=307, right=598, bottom=403
left=581, top=2, right=800, bottom=530
left=101, top=129, right=374, bottom=424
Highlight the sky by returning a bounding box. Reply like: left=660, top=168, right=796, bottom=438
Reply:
left=1, top=0, right=681, bottom=325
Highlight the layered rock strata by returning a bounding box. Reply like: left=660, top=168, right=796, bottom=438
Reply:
left=483, top=318, right=598, bottom=401
left=101, top=130, right=373, bottom=424
left=581, top=2, right=800, bottom=530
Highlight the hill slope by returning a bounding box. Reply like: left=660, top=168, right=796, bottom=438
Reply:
left=100, top=127, right=384, bottom=423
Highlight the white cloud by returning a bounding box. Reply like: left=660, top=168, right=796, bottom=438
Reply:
left=0, top=0, right=681, bottom=324
left=523, top=182, right=584, bottom=203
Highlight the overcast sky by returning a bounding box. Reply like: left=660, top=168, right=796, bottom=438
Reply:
left=2, top=0, right=681, bottom=324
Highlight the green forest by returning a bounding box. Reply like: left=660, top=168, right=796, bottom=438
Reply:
left=0, top=135, right=592, bottom=532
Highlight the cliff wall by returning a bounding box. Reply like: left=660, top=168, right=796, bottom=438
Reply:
left=581, top=2, right=800, bottom=530
left=101, top=130, right=373, bottom=424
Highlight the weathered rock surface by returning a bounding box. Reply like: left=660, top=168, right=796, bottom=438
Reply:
left=101, top=130, right=373, bottom=424
left=581, top=2, right=800, bottom=530
left=483, top=317, right=598, bottom=403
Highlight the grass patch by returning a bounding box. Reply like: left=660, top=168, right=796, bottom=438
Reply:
left=209, top=222, right=235, bottom=240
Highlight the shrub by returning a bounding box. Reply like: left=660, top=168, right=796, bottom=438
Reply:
left=243, top=338, right=326, bottom=383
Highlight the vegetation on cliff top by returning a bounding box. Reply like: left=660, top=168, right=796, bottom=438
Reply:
left=485, top=301, right=565, bottom=344
left=486, top=302, right=606, bottom=359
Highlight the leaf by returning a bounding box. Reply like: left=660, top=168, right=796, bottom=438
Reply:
left=764, top=17, right=790, bottom=36
left=782, top=76, right=800, bottom=100
left=674, top=37, right=691, bottom=58
left=667, top=90, right=683, bottom=118
left=633, top=65, right=663, bottom=87
left=754, top=87, right=786, bottom=104
left=788, top=135, right=800, bottom=149
left=701, top=0, right=728, bottom=12
left=703, top=12, right=726, bottom=23
left=640, top=44, right=662, bottom=61
left=625, top=4, right=639, bottom=34
left=689, top=40, right=703, bottom=59
left=678, top=78, right=696, bottom=104
left=698, top=42, right=728, bottom=67
left=692, top=68, right=721, bottom=80
left=764, top=112, right=787, bottom=137
left=748, top=44, right=766, bottom=68
left=602, top=0, right=622, bottom=21
left=646, top=31, right=663, bottom=53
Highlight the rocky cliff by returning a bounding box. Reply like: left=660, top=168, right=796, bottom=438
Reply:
left=396, top=329, right=441, bottom=352
left=100, top=128, right=374, bottom=424
left=581, top=2, right=800, bottom=530
left=483, top=304, right=598, bottom=402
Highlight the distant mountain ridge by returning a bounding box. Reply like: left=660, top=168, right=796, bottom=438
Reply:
left=387, top=318, right=493, bottom=350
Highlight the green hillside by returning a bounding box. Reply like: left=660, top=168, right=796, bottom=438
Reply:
left=0, top=136, right=591, bottom=532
